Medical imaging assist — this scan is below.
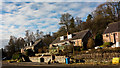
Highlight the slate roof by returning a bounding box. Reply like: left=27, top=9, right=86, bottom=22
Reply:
left=32, top=39, right=42, bottom=47
left=103, top=21, right=120, bottom=34
left=24, top=39, right=42, bottom=49
left=51, top=29, right=90, bottom=44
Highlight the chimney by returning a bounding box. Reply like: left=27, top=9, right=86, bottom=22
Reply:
left=30, top=42, right=32, bottom=46
left=67, top=32, right=72, bottom=39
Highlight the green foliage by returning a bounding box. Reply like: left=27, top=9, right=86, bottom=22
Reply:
left=24, top=49, right=35, bottom=56
left=74, top=46, right=80, bottom=51
left=49, top=47, right=58, bottom=55
left=100, top=42, right=113, bottom=47
left=103, top=42, right=113, bottom=45
left=80, top=46, right=85, bottom=51
left=12, top=52, right=22, bottom=60
left=103, top=42, right=113, bottom=47
left=17, top=58, right=23, bottom=62
left=95, top=33, right=103, bottom=46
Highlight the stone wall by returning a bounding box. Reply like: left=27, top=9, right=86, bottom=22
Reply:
left=29, top=57, right=40, bottom=62
left=29, top=56, right=51, bottom=63
left=29, top=56, right=66, bottom=63
left=74, top=48, right=120, bottom=63
left=55, top=56, right=66, bottom=63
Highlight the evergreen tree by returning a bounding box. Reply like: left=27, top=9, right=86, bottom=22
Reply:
left=95, top=33, right=103, bottom=46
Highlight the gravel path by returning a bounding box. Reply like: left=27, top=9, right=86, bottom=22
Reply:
left=2, top=61, right=120, bottom=68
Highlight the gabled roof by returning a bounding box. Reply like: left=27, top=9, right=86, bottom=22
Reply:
left=32, top=39, right=42, bottom=47
left=103, top=21, right=120, bottom=34
left=24, top=39, right=42, bottom=49
left=51, top=29, right=90, bottom=44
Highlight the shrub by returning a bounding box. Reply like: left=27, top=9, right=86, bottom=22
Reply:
left=103, top=42, right=113, bottom=47
left=95, top=33, right=103, bottom=46
left=24, top=49, right=35, bottom=56
left=74, top=46, right=80, bottom=51
left=17, top=58, right=23, bottom=62
left=87, top=38, right=95, bottom=49
left=12, top=52, right=22, bottom=60
left=104, top=42, right=113, bottom=45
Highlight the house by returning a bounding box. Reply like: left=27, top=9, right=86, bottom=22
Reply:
left=49, top=29, right=92, bottom=49
left=103, top=21, right=120, bottom=47
left=21, top=39, right=46, bottom=53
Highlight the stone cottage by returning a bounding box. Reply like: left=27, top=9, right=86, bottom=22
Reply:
left=49, top=29, right=92, bottom=49
left=103, top=21, right=120, bottom=47
left=21, top=39, right=46, bottom=53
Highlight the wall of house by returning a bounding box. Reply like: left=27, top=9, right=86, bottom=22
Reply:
left=74, top=39, right=82, bottom=47
left=103, top=32, right=120, bottom=43
left=118, top=32, right=120, bottom=42
left=103, top=32, right=120, bottom=47
left=82, top=31, right=92, bottom=48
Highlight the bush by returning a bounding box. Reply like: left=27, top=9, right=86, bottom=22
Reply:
left=87, top=38, right=95, bottom=49
left=95, top=33, right=103, bottom=46
left=17, top=58, right=23, bottom=62
left=74, top=46, right=80, bottom=51
left=12, top=52, right=22, bottom=60
left=24, top=49, right=35, bottom=56
left=100, top=42, right=113, bottom=47
left=104, top=42, right=113, bottom=45
left=103, top=42, right=113, bottom=47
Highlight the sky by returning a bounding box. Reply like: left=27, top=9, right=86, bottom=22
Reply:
left=0, top=1, right=106, bottom=48
left=1, top=2, right=104, bottom=39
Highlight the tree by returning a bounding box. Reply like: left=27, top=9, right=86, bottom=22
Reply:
left=87, top=38, right=95, bottom=49
left=39, top=31, right=44, bottom=38
left=94, top=2, right=120, bottom=21
left=83, top=14, right=93, bottom=31
left=69, top=17, right=76, bottom=33
left=35, top=30, right=40, bottom=40
left=82, top=2, right=120, bottom=35
left=57, top=26, right=67, bottom=36
left=16, top=37, right=25, bottom=51
left=25, top=30, right=30, bottom=42
left=75, top=17, right=83, bottom=31
left=86, top=14, right=92, bottom=22
left=4, top=36, right=17, bottom=59
left=59, top=13, right=72, bottom=32
left=95, top=33, right=103, bottom=46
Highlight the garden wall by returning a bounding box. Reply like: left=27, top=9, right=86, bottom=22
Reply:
left=29, top=56, right=66, bottom=63
left=74, top=48, right=120, bottom=63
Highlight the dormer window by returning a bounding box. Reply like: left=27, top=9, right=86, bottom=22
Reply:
left=60, top=36, right=64, bottom=41
left=68, top=34, right=72, bottom=39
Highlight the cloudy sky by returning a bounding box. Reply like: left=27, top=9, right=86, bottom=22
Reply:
left=0, top=1, right=106, bottom=48
left=1, top=2, right=104, bottom=39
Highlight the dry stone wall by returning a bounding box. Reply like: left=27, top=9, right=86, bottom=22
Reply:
left=74, top=48, right=120, bottom=63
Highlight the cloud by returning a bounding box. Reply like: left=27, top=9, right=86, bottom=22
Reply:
left=1, top=2, right=103, bottom=40
left=2, top=0, right=108, bottom=2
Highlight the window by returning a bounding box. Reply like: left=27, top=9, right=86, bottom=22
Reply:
left=115, top=33, right=117, bottom=35
left=106, top=34, right=108, bottom=37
